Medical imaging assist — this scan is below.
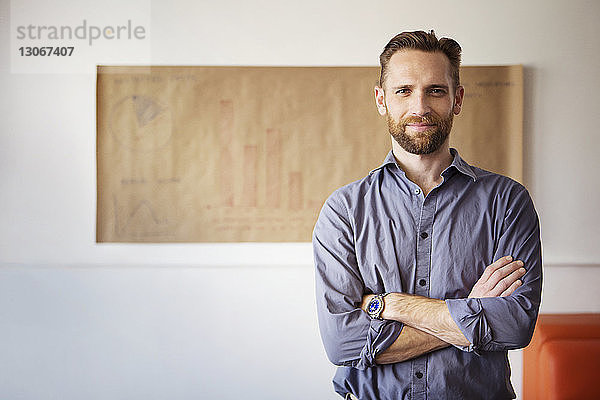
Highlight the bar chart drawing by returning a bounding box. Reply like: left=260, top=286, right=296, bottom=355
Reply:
left=214, top=101, right=310, bottom=214
left=97, top=66, right=393, bottom=242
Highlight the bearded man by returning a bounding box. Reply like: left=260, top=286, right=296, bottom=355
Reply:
left=313, top=30, right=542, bottom=400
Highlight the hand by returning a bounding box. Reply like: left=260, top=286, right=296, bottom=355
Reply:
left=469, top=256, right=526, bottom=298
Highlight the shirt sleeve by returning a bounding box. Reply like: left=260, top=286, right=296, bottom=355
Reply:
left=446, top=186, right=543, bottom=352
left=313, top=193, right=403, bottom=369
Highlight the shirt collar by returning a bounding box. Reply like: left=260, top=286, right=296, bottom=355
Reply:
left=368, top=151, right=398, bottom=175
left=369, top=148, right=478, bottom=182
left=448, top=148, right=477, bottom=181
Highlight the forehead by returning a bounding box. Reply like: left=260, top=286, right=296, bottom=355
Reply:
left=384, top=49, right=453, bottom=88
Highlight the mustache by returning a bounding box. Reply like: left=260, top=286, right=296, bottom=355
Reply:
left=401, top=116, right=441, bottom=125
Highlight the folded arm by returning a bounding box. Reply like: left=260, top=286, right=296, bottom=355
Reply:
left=315, top=186, right=541, bottom=367
left=364, top=256, right=526, bottom=362
left=365, top=187, right=542, bottom=357
left=374, top=325, right=448, bottom=364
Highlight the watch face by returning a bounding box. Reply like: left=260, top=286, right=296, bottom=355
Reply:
left=368, top=298, right=382, bottom=313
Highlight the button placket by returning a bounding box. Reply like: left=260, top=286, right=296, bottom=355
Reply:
left=411, top=361, right=427, bottom=399
left=415, top=192, right=436, bottom=298
left=411, top=193, right=436, bottom=399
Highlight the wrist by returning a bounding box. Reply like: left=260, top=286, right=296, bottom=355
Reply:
left=362, top=294, right=375, bottom=312
left=381, top=292, right=400, bottom=320
left=381, top=292, right=431, bottom=321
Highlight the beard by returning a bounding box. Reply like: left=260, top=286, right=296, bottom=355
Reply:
left=387, top=111, right=454, bottom=155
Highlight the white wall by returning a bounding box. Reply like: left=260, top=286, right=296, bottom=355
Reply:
left=1, top=0, right=599, bottom=399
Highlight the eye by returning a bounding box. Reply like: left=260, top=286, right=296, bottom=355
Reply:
left=429, top=88, right=447, bottom=96
left=395, top=88, right=411, bottom=95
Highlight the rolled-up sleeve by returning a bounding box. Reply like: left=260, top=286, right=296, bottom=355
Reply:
left=313, top=193, right=403, bottom=369
left=446, top=187, right=542, bottom=352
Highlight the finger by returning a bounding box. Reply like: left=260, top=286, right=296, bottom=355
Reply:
left=488, top=260, right=524, bottom=287
left=489, top=267, right=526, bottom=297
left=500, top=279, right=523, bottom=297
left=479, top=256, right=513, bottom=283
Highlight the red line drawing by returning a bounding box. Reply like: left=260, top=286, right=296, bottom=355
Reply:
left=242, top=145, right=258, bottom=207
left=265, top=128, right=281, bottom=208
left=289, top=171, right=303, bottom=211
left=219, top=100, right=234, bottom=207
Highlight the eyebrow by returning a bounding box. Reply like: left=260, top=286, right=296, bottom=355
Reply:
left=392, top=83, right=449, bottom=89
left=389, top=84, right=450, bottom=90
left=428, top=84, right=450, bottom=90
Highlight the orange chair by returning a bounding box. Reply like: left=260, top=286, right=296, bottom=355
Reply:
left=523, top=314, right=600, bottom=400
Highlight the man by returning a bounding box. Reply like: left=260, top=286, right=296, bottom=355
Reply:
left=313, top=30, right=542, bottom=400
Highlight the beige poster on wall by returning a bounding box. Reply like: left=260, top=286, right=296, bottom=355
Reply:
left=96, top=65, right=523, bottom=242
left=452, top=66, right=523, bottom=181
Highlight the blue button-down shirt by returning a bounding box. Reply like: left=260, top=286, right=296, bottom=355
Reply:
left=313, top=149, right=542, bottom=400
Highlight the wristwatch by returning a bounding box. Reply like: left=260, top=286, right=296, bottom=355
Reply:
left=366, top=293, right=389, bottom=320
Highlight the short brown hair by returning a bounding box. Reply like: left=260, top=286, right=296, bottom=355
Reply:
left=379, top=30, right=462, bottom=89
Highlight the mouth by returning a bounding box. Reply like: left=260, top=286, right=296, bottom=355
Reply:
left=405, top=123, right=436, bottom=132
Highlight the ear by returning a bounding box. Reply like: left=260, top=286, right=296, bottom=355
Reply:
left=374, top=86, right=387, bottom=116
left=453, top=85, right=465, bottom=115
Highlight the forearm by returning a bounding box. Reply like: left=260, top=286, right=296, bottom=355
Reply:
left=375, top=325, right=449, bottom=364
left=381, top=292, right=471, bottom=347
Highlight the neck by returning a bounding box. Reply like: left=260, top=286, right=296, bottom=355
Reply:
left=391, top=138, right=453, bottom=196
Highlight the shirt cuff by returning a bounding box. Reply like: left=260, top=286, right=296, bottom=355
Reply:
left=355, top=318, right=403, bottom=369
left=445, top=298, right=493, bottom=353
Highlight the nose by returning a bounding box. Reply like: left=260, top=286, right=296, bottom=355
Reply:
left=409, top=92, right=431, bottom=117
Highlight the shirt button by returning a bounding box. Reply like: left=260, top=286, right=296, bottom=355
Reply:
left=420, top=232, right=428, bottom=239
left=418, top=279, right=426, bottom=287
left=415, top=371, right=423, bottom=379
left=414, top=188, right=421, bottom=195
